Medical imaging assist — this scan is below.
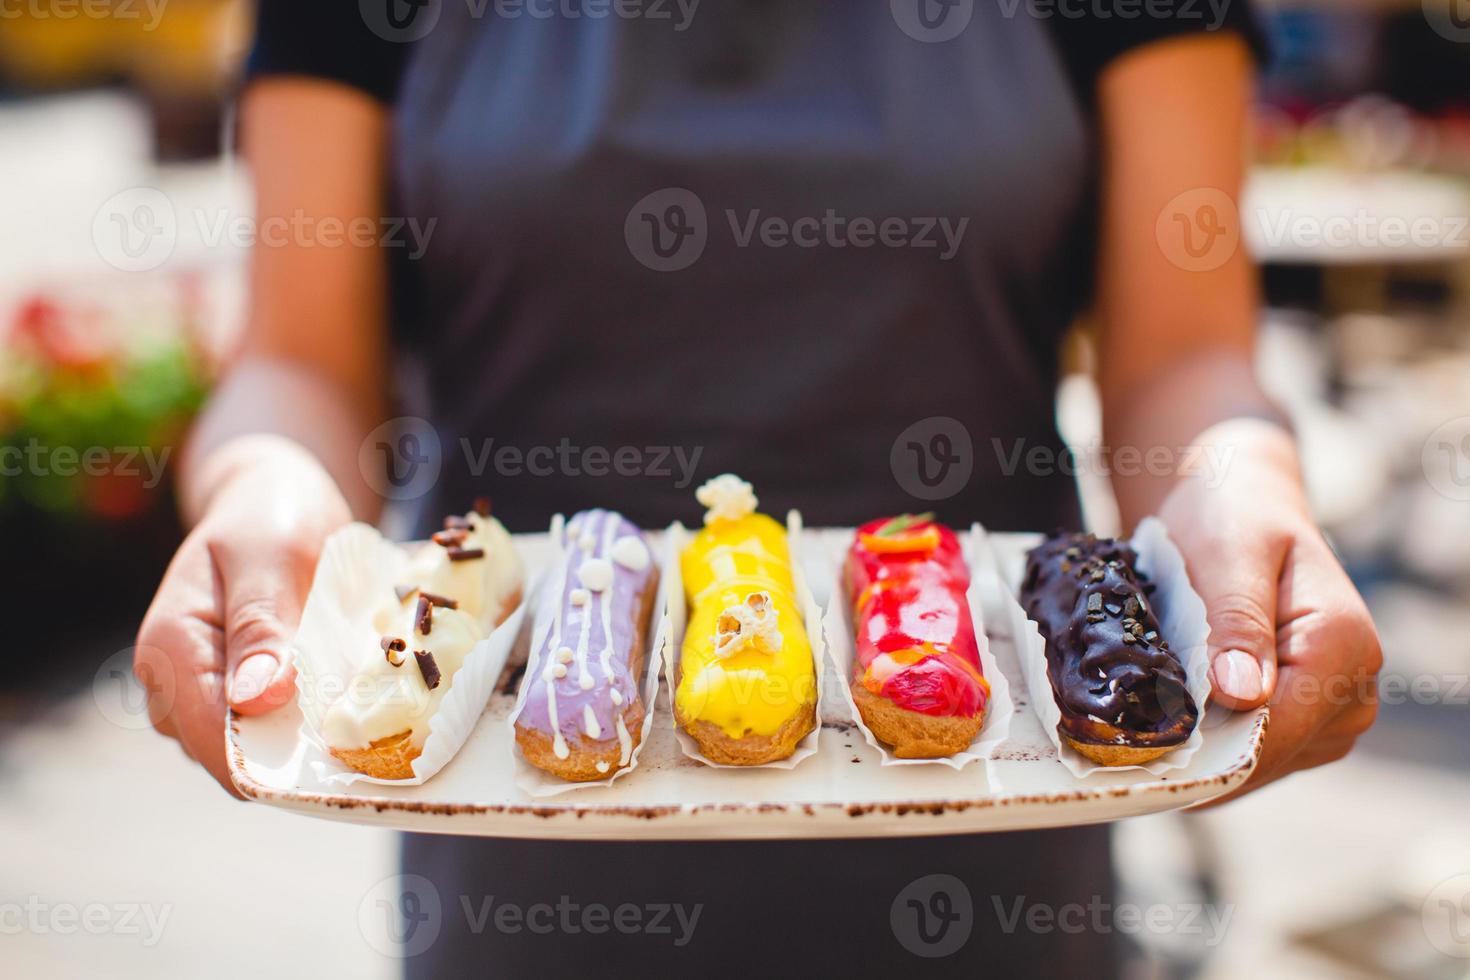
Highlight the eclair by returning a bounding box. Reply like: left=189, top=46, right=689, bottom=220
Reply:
left=675, top=474, right=817, bottom=765
left=322, top=501, right=524, bottom=779
left=845, top=515, right=990, bottom=758
left=1019, top=531, right=1198, bottom=766
left=512, top=510, right=659, bottom=782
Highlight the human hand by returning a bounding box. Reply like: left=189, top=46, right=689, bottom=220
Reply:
left=135, top=436, right=352, bottom=796
left=1158, top=420, right=1383, bottom=801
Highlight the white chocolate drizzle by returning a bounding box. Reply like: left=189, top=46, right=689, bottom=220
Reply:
left=546, top=679, right=569, bottom=759
left=616, top=714, right=632, bottom=766
left=599, top=515, right=619, bottom=683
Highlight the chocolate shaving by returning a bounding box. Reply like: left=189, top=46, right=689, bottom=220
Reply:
left=414, top=650, right=442, bottom=690
left=432, top=528, right=468, bottom=548
left=394, top=584, right=418, bottom=603
left=473, top=496, right=491, bottom=517
left=421, top=591, right=459, bottom=609
left=447, top=547, right=485, bottom=562
left=415, top=595, right=433, bottom=636
left=381, top=635, right=407, bottom=666
left=443, top=515, right=472, bottom=530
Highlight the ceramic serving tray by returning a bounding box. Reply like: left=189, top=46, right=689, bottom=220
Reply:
left=228, top=529, right=1267, bottom=840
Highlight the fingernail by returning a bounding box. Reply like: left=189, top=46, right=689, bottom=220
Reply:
left=230, top=653, right=279, bottom=704
left=1211, top=649, right=1263, bottom=701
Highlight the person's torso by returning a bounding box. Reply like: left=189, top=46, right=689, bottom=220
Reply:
left=390, top=0, right=1095, bottom=535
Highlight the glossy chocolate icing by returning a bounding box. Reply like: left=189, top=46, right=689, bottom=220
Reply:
left=1020, top=532, right=1197, bottom=748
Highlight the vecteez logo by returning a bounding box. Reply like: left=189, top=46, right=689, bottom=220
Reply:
left=1423, top=872, right=1470, bottom=958
left=1423, top=416, right=1470, bottom=501
left=94, top=646, right=176, bottom=732
left=359, top=417, right=444, bottom=502
left=890, top=874, right=973, bottom=957
left=1424, top=0, right=1470, bottom=43
left=92, top=187, right=177, bottom=272
left=891, top=416, right=974, bottom=501
left=358, top=874, right=443, bottom=958
left=360, top=0, right=442, bottom=42
left=890, top=0, right=974, bottom=42
left=625, top=188, right=970, bottom=272
left=625, top=188, right=709, bottom=272
left=1155, top=187, right=1239, bottom=272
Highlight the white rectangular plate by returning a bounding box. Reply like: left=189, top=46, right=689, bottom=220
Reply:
left=229, top=529, right=1266, bottom=840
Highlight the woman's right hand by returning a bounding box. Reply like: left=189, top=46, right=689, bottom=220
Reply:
left=135, top=437, right=353, bottom=796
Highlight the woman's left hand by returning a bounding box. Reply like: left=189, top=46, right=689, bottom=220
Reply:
left=1157, top=419, right=1383, bottom=801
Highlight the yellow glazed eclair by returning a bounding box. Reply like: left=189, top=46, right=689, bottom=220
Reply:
left=675, top=475, right=817, bottom=765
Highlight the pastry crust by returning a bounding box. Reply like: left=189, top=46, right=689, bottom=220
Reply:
left=675, top=696, right=815, bottom=766
left=329, top=729, right=420, bottom=780
left=515, top=702, right=648, bottom=782
left=1063, top=735, right=1177, bottom=767
left=851, top=681, right=985, bottom=759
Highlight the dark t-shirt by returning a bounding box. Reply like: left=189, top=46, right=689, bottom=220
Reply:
left=246, top=5, right=1262, bottom=977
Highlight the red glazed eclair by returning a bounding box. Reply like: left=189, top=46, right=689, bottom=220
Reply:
left=844, top=515, right=990, bottom=758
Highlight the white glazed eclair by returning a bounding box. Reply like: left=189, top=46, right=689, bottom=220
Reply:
left=322, top=501, right=523, bottom=779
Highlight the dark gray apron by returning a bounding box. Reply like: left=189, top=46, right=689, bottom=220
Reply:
left=390, top=2, right=1113, bottom=975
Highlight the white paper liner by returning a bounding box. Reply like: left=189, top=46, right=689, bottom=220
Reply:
left=291, top=522, right=527, bottom=787
left=818, top=526, right=1013, bottom=769
left=982, top=516, right=1213, bottom=778
left=506, top=516, right=674, bottom=797
left=663, top=510, right=826, bottom=770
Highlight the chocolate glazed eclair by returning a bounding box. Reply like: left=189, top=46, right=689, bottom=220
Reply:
left=1020, top=532, right=1199, bottom=766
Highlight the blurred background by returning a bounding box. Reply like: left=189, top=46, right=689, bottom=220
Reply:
left=2, top=2, right=1470, bottom=978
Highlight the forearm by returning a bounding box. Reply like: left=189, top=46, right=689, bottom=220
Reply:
left=181, top=80, right=395, bottom=528
left=180, top=358, right=384, bottom=526
left=1102, top=350, right=1298, bottom=529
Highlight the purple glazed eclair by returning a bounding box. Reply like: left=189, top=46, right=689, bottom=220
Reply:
left=512, top=510, right=660, bottom=781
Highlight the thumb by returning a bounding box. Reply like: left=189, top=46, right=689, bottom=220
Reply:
left=1187, top=536, right=1284, bottom=710
left=221, top=565, right=302, bottom=716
